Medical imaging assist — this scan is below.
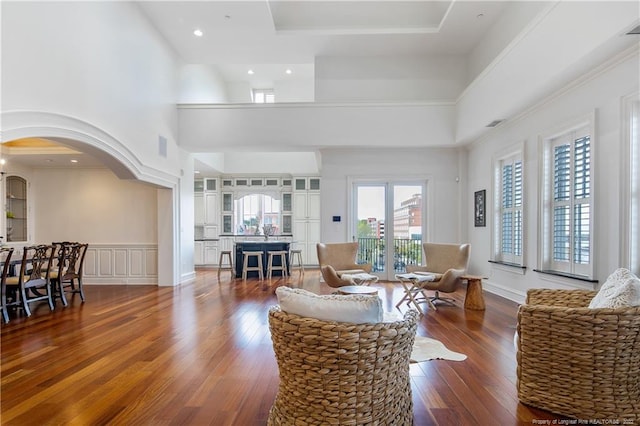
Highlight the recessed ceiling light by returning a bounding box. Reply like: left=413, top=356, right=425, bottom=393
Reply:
left=285, top=69, right=292, bottom=75
left=193, top=29, right=203, bottom=37
left=248, top=69, right=254, bottom=75
left=70, top=159, right=79, bottom=163
left=195, top=170, right=201, bottom=174
left=45, top=159, right=54, bottom=163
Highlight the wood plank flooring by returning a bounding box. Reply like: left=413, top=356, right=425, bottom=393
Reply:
left=1, top=269, right=563, bottom=425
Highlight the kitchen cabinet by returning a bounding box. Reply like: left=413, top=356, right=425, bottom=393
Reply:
left=204, top=241, right=218, bottom=265
left=294, top=177, right=320, bottom=192
left=293, top=178, right=320, bottom=265
left=194, top=180, right=219, bottom=237
left=194, top=193, right=204, bottom=225
left=194, top=241, right=204, bottom=265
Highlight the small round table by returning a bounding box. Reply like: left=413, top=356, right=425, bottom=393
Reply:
left=337, top=285, right=379, bottom=296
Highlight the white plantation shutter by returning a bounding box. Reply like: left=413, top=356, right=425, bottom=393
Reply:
left=494, top=152, right=524, bottom=265
left=547, top=126, right=592, bottom=276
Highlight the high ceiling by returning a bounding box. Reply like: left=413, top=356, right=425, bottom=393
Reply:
left=137, top=0, right=510, bottom=88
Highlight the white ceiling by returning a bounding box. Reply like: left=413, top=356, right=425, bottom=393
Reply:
left=137, top=0, right=510, bottom=87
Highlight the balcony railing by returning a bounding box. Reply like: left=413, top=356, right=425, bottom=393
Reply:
left=357, top=237, right=423, bottom=273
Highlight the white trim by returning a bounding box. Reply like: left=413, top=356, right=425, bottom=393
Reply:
left=83, top=244, right=158, bottom=285
left=482, top=279, right=527, bottom=304
left=0, top=111, right=178, bottom=188
left=538, top=112, right=596, bottom=279
left=491, top=142, right=525, bottom=266
left=621, top=91, right=640, bottom=275
left=178, top=101, right=456, bottom=110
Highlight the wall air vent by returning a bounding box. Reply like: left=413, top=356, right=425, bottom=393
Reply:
left=626, top=24, right=640, bottom=35
left=486, top=119, right=504, bottom=128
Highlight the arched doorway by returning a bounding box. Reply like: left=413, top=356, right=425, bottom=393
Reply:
left=1, top=111, right=180, bottom=286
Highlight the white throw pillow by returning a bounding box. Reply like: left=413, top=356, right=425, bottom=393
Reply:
left=275, top=287, right=383, bottom=324
left=589, top=268, right=640, bottom=309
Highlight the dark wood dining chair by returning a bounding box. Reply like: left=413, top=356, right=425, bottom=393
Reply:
left=5, top=245, right=55, bottom=317
left=1, top=247, right=15, bottom=323
left=51, top=242, right=88, bottom=306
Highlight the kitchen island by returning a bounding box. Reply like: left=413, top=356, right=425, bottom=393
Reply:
left=234, top=241, right=290, bottom=278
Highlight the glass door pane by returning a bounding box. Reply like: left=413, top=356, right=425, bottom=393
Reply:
left=392, top=185, right=423, bottom=273
left=353, top=182, right=425, bottom=280
left=354, top=185, right=386, bottom=275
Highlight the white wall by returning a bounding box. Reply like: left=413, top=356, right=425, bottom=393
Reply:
left=320, top=148, right=464, bottom=245
left=226, top=81, right=253, bottom=103
left=2, top=1, right=187, bottom=286
left=315, top=56, right=466, bottom=102
left=31, top=168, right=158, bottom=244
left=466, top=48, right=640, bottom=303
left=178, top=102, right=456, bottom=151
left=275, top=79, right=315, bottom=103
left=1, top=1, right=181, bottom=177
left=179, top=64, right=229, bottom=103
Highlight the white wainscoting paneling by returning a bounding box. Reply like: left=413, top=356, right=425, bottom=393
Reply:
left=83, top=244, right=158, bottom=285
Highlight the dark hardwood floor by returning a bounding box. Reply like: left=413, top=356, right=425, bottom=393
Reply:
left=1, top=269, right=561, bottom=425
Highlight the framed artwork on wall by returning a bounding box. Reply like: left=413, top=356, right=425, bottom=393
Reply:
left=474, top=190, right=486, bottom=227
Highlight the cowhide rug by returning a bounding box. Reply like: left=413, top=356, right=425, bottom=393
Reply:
left=410, top=336, right=467, bottom=362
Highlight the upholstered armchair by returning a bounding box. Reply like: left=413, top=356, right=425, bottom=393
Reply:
left=316, top=242, right=372, bottom=288
left=405, top=242, right=470, bottom=306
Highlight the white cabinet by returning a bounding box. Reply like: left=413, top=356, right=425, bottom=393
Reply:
left=195, top=240, right=219, bottom=265
left=204, top=241, right=218, bottom=265
left=195, top=182, right=219, bottom=237
left=204, top=192, right=219, bottom=238
left=194, top=193, right=204, bottom=225
left=293, top=220, right=320, bottom=265
left=194, top=241, right=204, bottom=265
left=293, top=192, right=320, bottom=221
left=293, top=179, right=321, bottom=265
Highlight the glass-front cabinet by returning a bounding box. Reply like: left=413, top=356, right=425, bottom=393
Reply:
left=6, top=176, right=27, bottom=242
left=194, top=174, right=319, bottom=265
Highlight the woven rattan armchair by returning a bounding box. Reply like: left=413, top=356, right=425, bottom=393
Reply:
left=268, top=307, right=419, bottom=425
left=517, top=289, right=640, bottom=420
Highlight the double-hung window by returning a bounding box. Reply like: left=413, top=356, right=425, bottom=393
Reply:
left=540, top=121, right=593, bottom=278
left=493, top=150, right=524, bottom=266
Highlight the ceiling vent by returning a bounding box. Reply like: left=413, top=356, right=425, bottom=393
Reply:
left=486, top=119, right=504, bottom=128
left=626, top=24, right=640, bottom=35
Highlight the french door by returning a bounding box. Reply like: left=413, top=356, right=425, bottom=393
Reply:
left=352, top=181, right=426, bottom=280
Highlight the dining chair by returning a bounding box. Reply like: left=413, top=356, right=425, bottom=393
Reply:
left=51, top=242, right=88, bottom=306
left=1, top=247, right=15, bottom=323
left=5, top=244, right=56, bottom=317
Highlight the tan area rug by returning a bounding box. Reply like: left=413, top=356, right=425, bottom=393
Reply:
left=410, top=336, right=467, bottom=362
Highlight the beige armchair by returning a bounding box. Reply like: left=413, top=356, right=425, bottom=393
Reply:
left=405, top=242, right=470, bottom=307
left=316, top=242, right=372, bottom=288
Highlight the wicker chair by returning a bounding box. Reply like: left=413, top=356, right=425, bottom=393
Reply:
left=517, top=289, right=640, bottom=420
left=268, top=307, right=419, bottom=425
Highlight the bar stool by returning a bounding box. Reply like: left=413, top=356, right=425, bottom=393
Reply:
left=217, top=250, right=234, bottom=279
left=289, top=249, right=304, bottom=274
left=242, top=251, right=264, bottom=280
left=266, top=250, right=288, bottom=279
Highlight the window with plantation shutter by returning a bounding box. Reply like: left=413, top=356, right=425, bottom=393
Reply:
left=540, top=122, right=593, bottom=278
left=493, top=150, right=524, bottom=266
